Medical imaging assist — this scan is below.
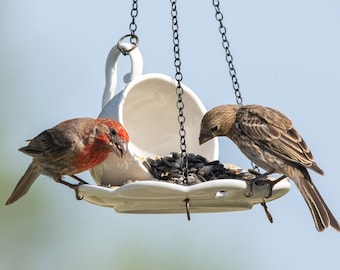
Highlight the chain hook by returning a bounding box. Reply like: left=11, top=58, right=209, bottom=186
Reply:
left=117, top=34, right=140, bottom=55
left=117, top=0, right=139, bottom=55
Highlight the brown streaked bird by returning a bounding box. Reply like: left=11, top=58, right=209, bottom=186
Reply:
left=199, top=104, right=340, bottom=232
left=6, top=117, right=129, bottom=205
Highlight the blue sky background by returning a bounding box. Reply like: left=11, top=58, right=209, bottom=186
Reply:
left=1, top=1, right=340, bottom=269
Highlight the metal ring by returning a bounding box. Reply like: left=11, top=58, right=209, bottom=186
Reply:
left=117, top=34, right=139, bottom=55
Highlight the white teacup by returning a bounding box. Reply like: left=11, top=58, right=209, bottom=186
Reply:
left=90, top=43, right=218, bottom=186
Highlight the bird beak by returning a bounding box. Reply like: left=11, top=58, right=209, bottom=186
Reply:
left=199, top=131, right=213, bottom=145
left=111, top=139, right=128, bottom=158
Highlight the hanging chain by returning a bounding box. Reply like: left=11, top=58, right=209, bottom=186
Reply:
left=171, top=0, right=188, bottom=184
left=117, top=0, right=139, bottom=55
left=212, top=1, right=261, bottom=172
left=129, top=0, right=138, bottom=45
left=212, top=0, right=243, bottom=105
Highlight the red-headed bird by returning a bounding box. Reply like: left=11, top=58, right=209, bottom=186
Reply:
left=6, top=118, right=129, bottom=205
left=199, top=104, right=340, bottom=232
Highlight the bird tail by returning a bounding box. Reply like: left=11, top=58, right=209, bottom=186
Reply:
left=5, top=162, right=40, bottom=205
left=293, top=168, right=340, bottom=232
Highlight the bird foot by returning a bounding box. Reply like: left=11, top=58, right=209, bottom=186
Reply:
left=245, top=170, right=286, bottom=198
left=56, top=178, right=87, bottom=200
left=244, top=169, right=272, bottom=197
left=255, top=175, right=287, bottom=198
left=244, top=179, right=255, bottom=197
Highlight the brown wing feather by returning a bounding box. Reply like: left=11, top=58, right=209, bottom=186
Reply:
left=19, top=129, right=73, bottom=161
left=237, top=105, right=323, bottom=174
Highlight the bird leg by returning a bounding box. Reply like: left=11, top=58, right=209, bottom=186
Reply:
left=56, top=178, right=77, bottom=189
left=55, top=176, right=88, bottom=200
left=263, top=175, right=287, bottom=198
left=244, top=169, right=274, bottom=197
left=69, top=174, right=89, bottom=185
left=261, top=202, right=274, bottom=223
left=245, top=170, right=286, bottom=198
left=252, top=174, right=287, bottom=198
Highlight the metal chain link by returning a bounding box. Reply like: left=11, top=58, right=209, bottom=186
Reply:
left=117, top=0, right=139, bottom=55
left=129, top=0, right=138, bottom=45
left=170, top=0, right=189, bottom=184
left=212, top=1, right=261, bottom=172
left=212, top=0, right=243, bottom=105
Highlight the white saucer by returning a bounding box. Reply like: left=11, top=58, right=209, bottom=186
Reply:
left=77, top=178, right=290, bottom=214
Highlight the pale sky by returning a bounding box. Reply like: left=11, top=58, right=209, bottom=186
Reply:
left=1, top=1, right=340, bottom=269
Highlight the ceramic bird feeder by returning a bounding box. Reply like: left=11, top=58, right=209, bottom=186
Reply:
left=78, top=43, right=291, bottom=217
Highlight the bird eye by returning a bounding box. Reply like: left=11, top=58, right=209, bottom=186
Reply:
left=110, top=128, right=117, bottom=136
left=211, top=126, right=218, bottom=132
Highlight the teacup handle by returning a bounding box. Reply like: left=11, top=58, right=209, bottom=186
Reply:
left=102, top=42, right=143, bottom=108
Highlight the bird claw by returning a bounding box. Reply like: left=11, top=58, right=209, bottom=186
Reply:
left=254, top=179, right=276, bottom=198
left=75, top=189, right=84, bottom=200
left=245, top=170, right=286, bottom=198
left=244, top=169, right=269, bottom=197
left=255, top=175, right=287, bottom=198
left=56, top=177, right=87, bottom=201
left=244, top=179, right=254, bottom=197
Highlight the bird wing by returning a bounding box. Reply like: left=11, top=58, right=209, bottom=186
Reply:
left=237, top=105, right=323, bottom=174
left=19, top=129, right=74, bottom=161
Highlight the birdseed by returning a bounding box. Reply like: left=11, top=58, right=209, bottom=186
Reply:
left=142, top=152, right=256, bottom=185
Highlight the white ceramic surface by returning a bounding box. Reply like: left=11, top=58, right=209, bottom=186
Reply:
left=90, top=43, right=218, bottom=185
left=78, top=179, right=291, bottom=214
